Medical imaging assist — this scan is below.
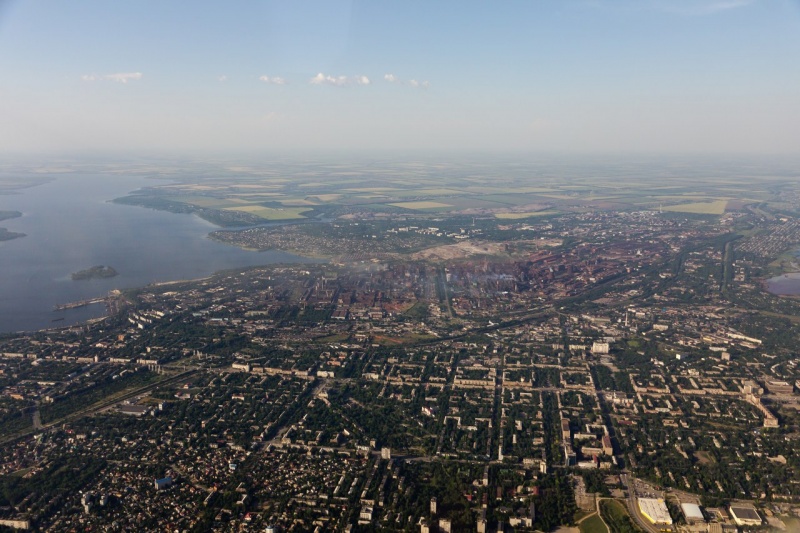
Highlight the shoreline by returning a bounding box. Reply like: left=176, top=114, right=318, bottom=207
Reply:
left=762, top=271, right=800, bottom=297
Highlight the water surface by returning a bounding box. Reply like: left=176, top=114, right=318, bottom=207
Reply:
left=765, top=272, right=800, bottom=296
left=0, top=174, right=313, bottom=333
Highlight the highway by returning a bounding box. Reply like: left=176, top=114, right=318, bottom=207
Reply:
left=620, top=473, right=667, bottom=533
left=0, top=369, right=198, bottom=446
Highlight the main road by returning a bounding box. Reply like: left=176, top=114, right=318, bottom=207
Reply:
left=619, top=473, right=667, bottom=533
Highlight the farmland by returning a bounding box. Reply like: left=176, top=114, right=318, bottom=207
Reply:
left=223, top=205, right=310, bottom=220
left=661, top=199, right=729, bottom=215
left=110, top=157, right=800, bottom=232
left=388, top=201, right=454, bottom=210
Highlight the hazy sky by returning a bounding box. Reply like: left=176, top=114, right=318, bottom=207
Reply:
left=1, top=0, right=798, bottom=156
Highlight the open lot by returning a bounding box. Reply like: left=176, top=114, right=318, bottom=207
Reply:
left=388, top=201, right=454, bottom=210
left=661, top=199, right=729, bottom=214
left=223, top=205, right=310, bottom=220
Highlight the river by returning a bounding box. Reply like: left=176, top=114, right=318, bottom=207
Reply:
left=0, top=174, right=315, bottom=333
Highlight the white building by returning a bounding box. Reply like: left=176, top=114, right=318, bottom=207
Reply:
left=638, top=498, right=673, bottom=525
left=681, top=503, right=704, bottom=523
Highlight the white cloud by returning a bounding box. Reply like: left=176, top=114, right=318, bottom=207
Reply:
left=218, top=75, right=228, bottom=82
left=310, top=73, right=348, bottom=86
left=310, top=73, right=370, bottom=87
left=81, top=72, right=142, bottom=83
left=104, top=72, right=142, bottom=83
left=259, top=75, right=286, bottom=85
left=385, top=74, right=429, bottom=88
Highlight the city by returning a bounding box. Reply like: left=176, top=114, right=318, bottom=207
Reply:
left=1, top=202, right=799, bottom=531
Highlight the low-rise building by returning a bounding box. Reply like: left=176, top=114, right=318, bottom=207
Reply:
left=729, top=504, right=761, bottom=527
left=638, top=498, right=673, bottom=525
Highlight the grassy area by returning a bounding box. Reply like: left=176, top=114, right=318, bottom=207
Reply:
left=307, top=194, right=342, bottom=202
left=495, top=210, right=558, bottom=219
left=165, top=195, right=246, bottom=208
left=388, top=201, right=453, bottom=210
left=278, top=198, right=319, bottom=206
left=402, top=301, right=430, bottom=319
left=580, top=513, right=609, bottom=533
left=600, top=499, right=643, bottom=533
left=661, top=200, right=729, bottom=215
left=344, top=187, right=400, bottom=193
left=223, top=205, right=310, bottom=220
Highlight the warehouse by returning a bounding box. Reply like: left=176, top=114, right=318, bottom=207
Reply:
left=681, top=503, right=705, bottom=523
left=638, top=498, right=673, bottom=525
left=729, top=504, right=761, bottom=527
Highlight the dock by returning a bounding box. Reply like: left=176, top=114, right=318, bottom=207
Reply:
left=53, top=297, right=107, bottom=311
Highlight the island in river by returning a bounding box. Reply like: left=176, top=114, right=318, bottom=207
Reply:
left=0, top=210, right=23, bottom=222
left=0, top=211, right=24, bottom=241
left=0, top=227, right=25, bottom=241
left=72, top=265, right=119, bottom=281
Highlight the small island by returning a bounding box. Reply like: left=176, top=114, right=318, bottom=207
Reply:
left=72, top=265, right=119, bottom=281
left=0, top=210, right=22, bottom=222
left=0, top=227, right=25, bottom=241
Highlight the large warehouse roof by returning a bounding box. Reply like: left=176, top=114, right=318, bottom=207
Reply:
left=638, top=498, right=673, bottom=525
left=681, top=503, right=704, bottom=522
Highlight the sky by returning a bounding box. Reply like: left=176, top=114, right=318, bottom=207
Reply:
left=0, top=0, right=799, bottom=157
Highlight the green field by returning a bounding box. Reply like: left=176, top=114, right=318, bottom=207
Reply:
left=166, top=195, right=248, bottom=208
left=307, top=194, right=342, bottom=202
left=278, top=198, right=319, bottom=206
left=661, top=199, right=729, bottom=215
left=113, top=163, right=796, bottom=229
left=599, top=500, right=643, bottom=533
left=223, top=205, right=310, bottom=220
left=388, top=201, right=453, bottom=210
left=580, top=514, right=609, bottom=533
left=495, top=210, right=558, bottom=219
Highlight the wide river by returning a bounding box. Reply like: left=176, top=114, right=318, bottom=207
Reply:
left=0, top=174, right=314, bottom=333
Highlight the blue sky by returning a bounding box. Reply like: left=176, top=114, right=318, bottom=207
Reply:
left=0, top=0, right=798, bottom=156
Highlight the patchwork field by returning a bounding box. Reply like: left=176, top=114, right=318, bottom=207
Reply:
left=223, top=206, right=310, bottom=220
left=388, top=201, right=453, bottom=210
left=110, top=158, right=798, bottom=228
left=661, top=199, right=729, bottom=215
left=495, top=211, right=558, bottom=219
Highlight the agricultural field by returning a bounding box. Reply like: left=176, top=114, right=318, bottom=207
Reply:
left=223, top=205, right=310, bottom=220
left=661, top=199, right=729, bottom=214
left=495, top=211, right=558, bottom=219
left=388, top=201, right=454, bottom=210
left=109, top=158, right=800, bottom=228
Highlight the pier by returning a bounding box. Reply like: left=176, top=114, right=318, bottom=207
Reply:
left=53, top=297, right=107, bottom=311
